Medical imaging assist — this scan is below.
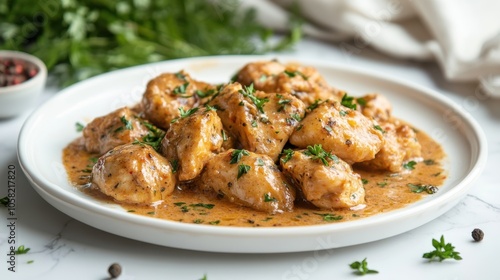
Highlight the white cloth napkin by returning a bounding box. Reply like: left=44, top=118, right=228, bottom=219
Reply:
left=241, top=0, right=500, bottom=97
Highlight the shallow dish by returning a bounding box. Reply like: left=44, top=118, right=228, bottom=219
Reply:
left=18, top=56, right=487, bottom=253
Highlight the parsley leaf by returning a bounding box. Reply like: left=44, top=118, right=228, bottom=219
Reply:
left=239, top=84, right=269, bottom=113
left=283, top=70, right=308, bottom=80
left=230, top=149, right=249, bottom=164
left=303, top=144, right=338, bottom=166
left=264, top=193, right=277, bottom=202
left=75, top=122, right=85, bottom=132
left=341, top=93, right=357, bottom=110
left=15, top=245, right=30, bottom=255
left=349, top=258, right=378, bottom=275
left=402, top=160, right=417, bottom=170
left=423, top=235, right=462, bottom=262
left=314, top=212, right=343, bottom=222
left=237, top=164, right=251, bottom=179
left=408, top=183, right=438, bottom=194
left=281, top=148, right=295, bottom=163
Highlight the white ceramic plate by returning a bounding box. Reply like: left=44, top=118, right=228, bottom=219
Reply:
left=18, top=56, right=487, bottom=253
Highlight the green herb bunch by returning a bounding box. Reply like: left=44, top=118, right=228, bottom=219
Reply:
left=0, top=0, right=301, bottom=86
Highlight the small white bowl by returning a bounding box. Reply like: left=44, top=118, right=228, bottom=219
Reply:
left=0, top=50, right=47, bottom=118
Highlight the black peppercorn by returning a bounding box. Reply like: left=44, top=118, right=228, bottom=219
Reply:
left=108, top=263, right=122, bottom=279
left=471, top=228, right=484, bottom=242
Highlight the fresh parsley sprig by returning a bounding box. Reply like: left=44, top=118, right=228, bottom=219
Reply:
left=238, top=84, right=269, bottom=114
left=422, top=235, right=462, bottom=262
left=349, top=258, right=378, bottom=275
left=341, top=93, right=358, bottom=110
left=230, top=149, right=249, bottom=164
left=303, top=144, right=338, bottom=166
left=0, top=0, right=302, bottom=86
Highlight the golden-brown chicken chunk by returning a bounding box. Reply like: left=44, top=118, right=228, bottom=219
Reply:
left=356, top=121, right=422, bottom=172
left=197, top=149, right=295, bottom=214
left=357, top=93, right=392, bottom=122
left=91, top=144, right=176, bottom=205
left=209, top=82, right=306, bottom=161
left=355, top=122, right=404, bottom=172
left=141, top=70, right=216, bottom=130
left=289, top=100, right=384, bottom=163
left=394, top=121, right=421, bottom=160
left=83, top=107, right=151, bottom=155
left=280, top=146, right=365, bottom=209
left=161, top=107, right=224, bottom=181
left=234, top=60, right=343, bottom=106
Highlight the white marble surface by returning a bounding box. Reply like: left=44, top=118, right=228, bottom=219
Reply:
left=1, top=39, right=499, bottom=280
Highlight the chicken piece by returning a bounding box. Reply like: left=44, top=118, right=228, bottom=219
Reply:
left=197, top=149, right=295, bottom=214
left=356, top=121, right=422, bottom=172
left=141, top=70, right=217, bottom=130
left=209, top=82, right=306, bottom=161
left=83, top=107, right=152, bottom=155
left=395, top=121, right=421, bottom=160
left=280, top=147, right=365, bottom=209
left=91, top=144, right=176, bottom=204
left=355, top=122, right=404, bottom=172
left=234, top=60, right=343, bottom=107
left=289, top=100, right=384, bottom=163
left=357, top=93, right=392, bottom=122
left=161, top=108, right=224, bottom=181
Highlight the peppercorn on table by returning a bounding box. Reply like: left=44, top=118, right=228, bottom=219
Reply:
left=1, top=38, right=499, bottom=280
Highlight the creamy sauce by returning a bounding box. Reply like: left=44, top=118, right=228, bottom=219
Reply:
left=63, top=128, right=446, bottom=227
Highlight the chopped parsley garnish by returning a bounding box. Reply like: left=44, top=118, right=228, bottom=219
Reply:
left=133, top=121, right=165, bottom=151
left=264, top=193, right=277, bottom=202
left=422, top=235, right=462, bottom=262
left=196, top=89, right=217, bottom=98
left=283, top=70, right=308, bottom=80
left=173, top=82, right=190, bottom=95
left=339, top=110, right=348, bottom=117
left=278, top=98, right=292, bottom=111
left=313, top=212, right=343, bottom=221
left=221, top=130, right=228, bottom=141
left=230, top=149, right=249, bottom=164
left=349, top=258, right=378, bottom=275
left=171, top=107, right=199, bottom=123
left=190, top=203, right=215, bottom=209
left=0, top=196, right=9, bottom=207
left=193, top=219, right=203, bottom=224
left=281, top=148, right=295, bottom=163
left=251, top=120, right=258, bottom=127
left=373, top=125, right=385, bottom=134
left=356, top=97, right=367, bottom=106
left=259, top=74, right=267, bottom=82
left=238, top=84, right=269, bottom=113
left=209, top=220, right=220, bottom=225
left=115, top=116, right=133, bottom=132
left=402, top=160, right=417, bottom=170
left=361, top=179, right=368, bottom=185
left=341, top=93, right=357, bottom=110
left=307, top=99, right=323, bottom=111
left=408, top=183, right=438, bottom=194
left=204, top=104, right=217, bottom=112
left=75, top=122, right=85, bottom=132
left=377, top=181, right=387, bottom=187
left=170, top=159, right=179, bottom=173
left=237, top=164, right=251, bottom=179
left=175, top=71, right=187, bottom=81
left=303, top=144, right=338, bottom=166
left=15, top=245, right=30, bottom=255
left=291, top=113, right=302, bottom=122
left=423, top=159, right=436, bottom=165
left=256, top=158, right=265, bottom=166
